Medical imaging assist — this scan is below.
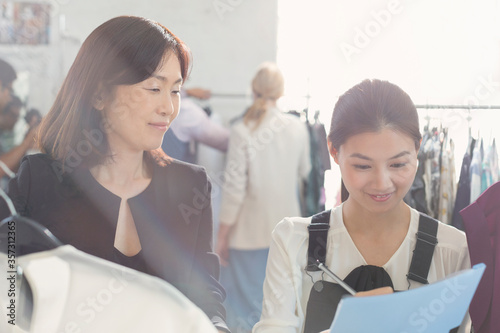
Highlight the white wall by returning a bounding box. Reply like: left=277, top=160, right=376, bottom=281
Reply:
left=0, top=0, right=278, bottom=122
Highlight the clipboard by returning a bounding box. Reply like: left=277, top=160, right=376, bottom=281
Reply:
left=329, top=263, right=485, bottom=332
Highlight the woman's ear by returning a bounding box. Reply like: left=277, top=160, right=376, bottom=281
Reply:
left=92, top=91, right=105, bottom=111
left=92, top=84, right=108, bottom=111
left=328, top=141, right=340, bottom=164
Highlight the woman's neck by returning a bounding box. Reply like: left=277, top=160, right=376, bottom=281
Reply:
left=342, top=199, right=411, bottom=236
left=90, top=151, right=150, bottom=188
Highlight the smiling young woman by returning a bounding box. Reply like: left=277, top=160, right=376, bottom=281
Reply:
left=0, top=16, right=229, bottom=333
left=253, top=79, right=470, bottom=333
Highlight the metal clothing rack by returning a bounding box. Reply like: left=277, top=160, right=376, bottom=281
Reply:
left=210, top=93, right=249, bottom=98
left=210, top=95, right=500, bottom=109
left=415, top=104, right=500, bottom=110
left=211, top=93, right=314, bottom=100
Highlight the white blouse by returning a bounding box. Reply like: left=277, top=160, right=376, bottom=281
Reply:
left=253, top=204, right=471, bottom=333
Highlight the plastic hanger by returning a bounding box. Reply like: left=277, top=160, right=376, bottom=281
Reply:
left=0, top=185, right=62, bottom=330
left=0, top=187, right=62, bottom=256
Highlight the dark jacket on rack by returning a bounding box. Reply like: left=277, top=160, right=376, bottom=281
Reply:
left=460, top=181, right=500, bottom=333
left=0, top=154, right=229, bottom=332
left=303, top=121, right=330, bottom=216
left=452, top=152, right=472, bottom=230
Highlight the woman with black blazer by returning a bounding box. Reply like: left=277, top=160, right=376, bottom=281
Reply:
left=0, top=16, right=229, bottom=333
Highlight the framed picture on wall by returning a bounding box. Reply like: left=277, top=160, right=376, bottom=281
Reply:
left=0, top=1, right=51, bottom=45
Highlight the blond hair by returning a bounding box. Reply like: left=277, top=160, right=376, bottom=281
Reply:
left=243, top=62, right=284, bottom=130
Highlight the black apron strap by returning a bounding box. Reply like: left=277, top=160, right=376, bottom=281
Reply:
left=306, top=210, right=331, bottom=271
left=407, top=213, right=439, bottom=284
left=303, top=281, right=348, bottom=333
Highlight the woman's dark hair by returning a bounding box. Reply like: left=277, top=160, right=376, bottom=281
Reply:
left=328, top=79, right=421, bottom=150
left=328, top=79, right=422, bottom=201
left=38, top=16, right=191, bottom=167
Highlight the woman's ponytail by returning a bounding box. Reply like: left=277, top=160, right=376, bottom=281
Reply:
left=243, top=62, right=284, bottom=130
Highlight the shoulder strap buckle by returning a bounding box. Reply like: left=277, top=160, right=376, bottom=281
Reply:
left=407, top=213, right=439, bottom=285
left=306, top=210, right=331, bottom=271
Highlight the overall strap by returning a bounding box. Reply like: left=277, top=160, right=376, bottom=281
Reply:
left=306, top=210, right=331, bottom=271
left=407, top=213, right=439, bottom=284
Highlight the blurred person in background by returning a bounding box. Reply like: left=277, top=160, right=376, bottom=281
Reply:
left=216, top=62, right=311, bottom=333
left=0, top=59, right=38, bottom=181
left=162, top=86, right=229, bottom=164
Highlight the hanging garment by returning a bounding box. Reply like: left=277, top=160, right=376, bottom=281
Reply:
left=423, top=130, right=442, bottom=218
left=0, top=245, right=218, bottom=333
left=481, top=139, right=499, bottom=192
left=404, top=147, right=430, bottom=214
left=470, top=139, right=484, bottom=203
left=460, top=181, right=500, bottom=333
left=451, top=138, right=476, bottom=230
left=303, top=120, right=331, bottom=216
left=438, top=136, right=456, bottom=224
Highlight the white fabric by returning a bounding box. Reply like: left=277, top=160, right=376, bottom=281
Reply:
left=219, top=109, right=311, bottom=249
left=470, top=140, right=483, bottom=203
left=253, top=204, right=471, bottom=333
left=438, top=138, right=456, bottom=224
left=0, top=245, right=217, bottom=333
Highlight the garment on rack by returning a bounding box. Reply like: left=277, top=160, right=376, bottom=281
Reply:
left=408, top=125, right=458, bottom=222
left=404, top=136, right=429, bottom=214
left=285, top=110, right=331, bottom=216
left=420, top=129, right=442, bottom=218
left=470, top=139, right=484, bottom=203
left=460, top=181, right=500, bottom=333
left=481, top=139, right=499, bottom=192
left=451, top=138, right=475, bottom=230
left=410, top=127, right=446, bottom=219
left=303, top=119, right=331, bottom=216
left=438, top=135, right=456, bottom=224
left=0, top=245, right=217, bottom=333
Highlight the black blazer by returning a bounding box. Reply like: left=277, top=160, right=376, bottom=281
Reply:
left=0, top=154, right=228, bottom=331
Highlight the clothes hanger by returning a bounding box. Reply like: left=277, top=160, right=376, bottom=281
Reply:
left=313, top=110, right=321, bottom=124
left=0, top=185, right=62, bottom=256
left=0, top=215, right=63, bottom=256
left=0, top=185, right=62, bottom=330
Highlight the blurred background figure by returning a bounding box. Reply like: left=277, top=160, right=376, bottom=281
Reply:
left=216, top=62, right=311, bottom=333
left=0, top=95, right=23, bottom=153
left=162, top=87, right=229, bottom=164
left=0, top=59, right=38, bottom=185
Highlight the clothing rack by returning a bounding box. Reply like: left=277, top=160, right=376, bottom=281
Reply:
left=211, top=93, right=314, bottom=100
left=211, top=93, right=249, bottom=98
left=415, top=104, right=500, bottom=110
left=209, top=95, right=500, bottom=113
